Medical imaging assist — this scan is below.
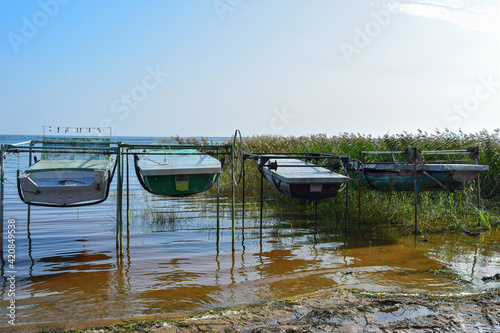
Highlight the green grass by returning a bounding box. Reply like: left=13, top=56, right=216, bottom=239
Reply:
left=239, top=130, right=499, bottom=234
left=168, top=130, right=500, bottom=235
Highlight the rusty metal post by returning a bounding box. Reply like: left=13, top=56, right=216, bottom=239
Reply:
left=0, top=145, right=4, bottom=273
left=231, top=144, right=235, bottom=252
left=216, top=148, right=220, bottom=250
left=116, top=145, right=123, bottom=256
left=242, top=157, right=246, bottom=242
left=260, top=168, right=263, bottom=237
left=344, top=157, right=349, bottom=236
left=476, top=153, right=481, bottom=207
left=344, top=181, right=349, bottom=236
left=412, top=150, right=419, bottom=235
left=126, top=149, right=130, bottom=239
left=357, top=151, right=362, bottom=219
left=27, top=142, right=33, bottom=227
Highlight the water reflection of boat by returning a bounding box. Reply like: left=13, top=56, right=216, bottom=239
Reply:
left=257, top=155, right=349, bottom=200
left=134, top=149, right=221, bottom=197
left=360, top=162, right=489, bottom=192
left=17, top=137, right=116, bottom=207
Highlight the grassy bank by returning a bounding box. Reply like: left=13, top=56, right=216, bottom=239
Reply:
left=179, top=130, right=500, bottom=235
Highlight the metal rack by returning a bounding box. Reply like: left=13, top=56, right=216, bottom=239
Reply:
left=0, top=138, right=239, bottom=274
left=356, top=147, right=485, bottom=234
left=119, top=142, right=237, bottom=251
left=241, top=152, right=351, bottom=237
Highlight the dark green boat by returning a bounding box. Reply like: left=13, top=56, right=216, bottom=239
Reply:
left=134, top=149, right=221, bottom=197
left=361, top=163, right=489, bottom=192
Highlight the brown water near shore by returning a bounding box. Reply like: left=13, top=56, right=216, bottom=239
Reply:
left=0, top=136, right=498, bottom=331
left=2, top=220, right=499, bottom=332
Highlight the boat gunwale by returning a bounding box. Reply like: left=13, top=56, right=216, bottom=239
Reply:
left=360, top=162, right=489, bottom=172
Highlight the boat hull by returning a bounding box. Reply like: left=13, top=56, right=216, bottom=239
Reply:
left=135, top=149, right=221, bottom=197
left=362, top=170, right=478, bottom=192
left=261, top=157, right=349, bottom=200
left=16, top=137, right=116, bottom=207
left=264, top=173, right=341, bottom=200
left=141, top=173, right=218, bottom=197
left=18, top=168, right=112, bottom=206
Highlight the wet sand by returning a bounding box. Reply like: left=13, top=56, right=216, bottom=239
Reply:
left=5, top=287, right=499, bottom=332
left=154, top=288, right=500, bottom=333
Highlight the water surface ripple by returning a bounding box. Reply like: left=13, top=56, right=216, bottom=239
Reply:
left=0, top=135, right=499, bottom=330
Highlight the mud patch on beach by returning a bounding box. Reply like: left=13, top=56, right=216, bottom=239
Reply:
left=154, top=288, right=500, bottom=333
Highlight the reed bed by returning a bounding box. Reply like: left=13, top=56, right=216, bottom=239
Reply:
left=175, top=130, right=500, bottom=235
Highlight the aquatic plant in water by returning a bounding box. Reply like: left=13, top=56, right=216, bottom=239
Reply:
left=212, top=130, right=500, bottom=235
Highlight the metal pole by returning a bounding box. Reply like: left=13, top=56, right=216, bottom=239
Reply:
left=314, top=201, right=318, bottom=234
left=116, top=146, right=123, bottom=256
left=126, top=149, right=130, bottom=246
left=120, top=148, right=124, bottom=254
left=231, top=145, right=235, bottom=252
left=344, top=182, right=349, bottom=236
left=216, top=175, right=220, bottom=249
left=413, top=157, right=418, bottom=235
left=260, top=170, right=263, bottom=237
left=242, top=158, right=245, bottom=242
left=476, top=154, right=481, bottom=207
left=216, top=149, right=220, bottom=248
left=0, top=145, right=5, bottom=272
left=27, top=144, right=33, bottom=239
left=357, top=152, right=362, bottom=219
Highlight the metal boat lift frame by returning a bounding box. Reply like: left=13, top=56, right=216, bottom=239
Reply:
left=242, top=152, right=351, bottom=238
left=119, top=142, right=237, bottom=252
left=0, top=140, right=238, bottom=273
left=356, top=147, right=483, bottom=234
left=0, top=139, right=122, bottom=273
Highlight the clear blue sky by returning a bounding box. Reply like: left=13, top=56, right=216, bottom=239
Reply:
left=1, top=0, right=498, bottom=137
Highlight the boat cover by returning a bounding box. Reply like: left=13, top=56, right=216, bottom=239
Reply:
left=262, top=158, right=349, bottom=184
left=137, top=149, right=221, bottom=176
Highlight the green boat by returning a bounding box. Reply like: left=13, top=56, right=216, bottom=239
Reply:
left=134, top=149, right=222, bottom=197
left=360, top=162, right=489, bottom=192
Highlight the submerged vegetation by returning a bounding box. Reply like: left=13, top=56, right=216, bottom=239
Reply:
left=202, top=129, right=500, bottom=235
left=147, top=130, right=500, bottom=236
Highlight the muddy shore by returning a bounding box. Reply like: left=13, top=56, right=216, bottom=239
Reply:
left=151, top=288, right=500, bottom=333
left=36, top=287, right=496, bottom=333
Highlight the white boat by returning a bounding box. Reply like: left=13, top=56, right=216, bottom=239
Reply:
left=17, top=137, right=116, bottom=207
left=259, top=156, right=349, bottom=200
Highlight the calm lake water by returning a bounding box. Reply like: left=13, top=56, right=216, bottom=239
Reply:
left=0, top=135, right=499, bottom=331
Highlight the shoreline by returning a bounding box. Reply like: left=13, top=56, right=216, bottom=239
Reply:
left=156, top=288, right=500, bottom=332
left=16, top=287, right=500, bottom=333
